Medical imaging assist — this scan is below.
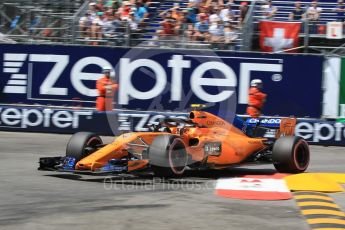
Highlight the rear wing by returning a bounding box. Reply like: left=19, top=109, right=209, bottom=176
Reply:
left=275, top=117, right=296, bottom=138
left=243, top=117, right=297, bottom=139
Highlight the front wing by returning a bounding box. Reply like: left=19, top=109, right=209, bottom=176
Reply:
left=38, top=156, right=142, bottom=175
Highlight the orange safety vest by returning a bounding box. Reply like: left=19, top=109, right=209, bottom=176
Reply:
left=246, top=87, right=267, bottom=118
left=96, top=76, right=118, bottom=111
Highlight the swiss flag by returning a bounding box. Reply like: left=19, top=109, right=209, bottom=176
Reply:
left=259, top=21, right=301, bottom=52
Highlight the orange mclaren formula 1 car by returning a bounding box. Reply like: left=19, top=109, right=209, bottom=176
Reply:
left=38, top=111, right=310, bottom=177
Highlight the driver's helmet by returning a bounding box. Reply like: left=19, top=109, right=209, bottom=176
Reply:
left=250, top=79, right=263, bottom=88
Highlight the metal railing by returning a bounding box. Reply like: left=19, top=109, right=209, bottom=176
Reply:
left=241, top=0, right=257, bottom=51
left=0, top=0, right=247, bottom=51
left=1, top=0, right=344, bottom=54
left=71, top=21, right=243, bottom=51
left=0, top=0, right=82, bottom=44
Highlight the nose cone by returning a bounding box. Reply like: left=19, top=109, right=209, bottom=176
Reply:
left=74, top=142, right=128, bottom=171
left=73, top=133, right=149, bottom=171
left=75, top=162, right=92, bottom=170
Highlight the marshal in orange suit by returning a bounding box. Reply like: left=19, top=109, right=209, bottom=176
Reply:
left=96, top=66, right=118, bottom=111
left=246, top=79, right=267, bottom=118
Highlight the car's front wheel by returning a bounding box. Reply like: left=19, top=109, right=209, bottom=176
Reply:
left=65, top=132, right=103, bottom=163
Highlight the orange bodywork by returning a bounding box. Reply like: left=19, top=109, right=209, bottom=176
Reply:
left=76, top=111, right=268, bottom=171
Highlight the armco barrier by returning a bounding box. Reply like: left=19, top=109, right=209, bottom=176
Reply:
left=0, top=105, right=345, bottom=146
left=0, top=44, right=324, bottom=117
left=246, top=117, right=345, bottom=146
left=0, top=105, right=186, bottom=136
left=295, top=119, right=345, bottom=146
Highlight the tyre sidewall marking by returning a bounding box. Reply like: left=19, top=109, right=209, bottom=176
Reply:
left=293, top=139, right=309, bottom=171
left=168, top=138, right=187, bottom=175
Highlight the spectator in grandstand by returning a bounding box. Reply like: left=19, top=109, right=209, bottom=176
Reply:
left=219, top=3, right=227, bottom=21
left=134, top=1, right=148, bottom=25
left=88, top=2, right=97, bottom=15
left=209, top=19, right=224, bottom=48
left=79, top=10, right=94, bottom=38
left=96, top=66, right=118, bottom=111
left=306, top=0, right=322, bottom=34
left=112, top=0, right=122, bottom=11
left=119, top=1, right=132, bottom=20
left=112, top=13, right=128, bottom=45
left=102, top=12, right=125, bottom=43
left=289, top=1, right=305, bottom=20
left=91, top=11, right=105, bottom=45
left=306, top=0, right=322, bottom=21
left=175, top=11, right=185, bottom=34
left=186, top=6, right=198, bottom=24
left=127, top=12, right=139, bottom=30
left=247, top=79, right=267, bottom=118
left=188, top=0, right=201, bottom=8
left=103, top=13, right=116, bottom=39
left=172, top=4, right=183, bottom=21
left=200, top=3, right=209, bottom=12
left=223, top=23, right=238, bottom=50
left=157, top=11, right=176, bottom=38
left=113, top=12, right=125, bottom=29
left=219, top=2, right=236, bottom=22
left=334, top=0, right=345, bottom=23
left=207, top=0, right=221, bottom=9
left=127, top=11, right=143, bottom=45
left=179, top=12, right=195, bottom=38
left=171, top=5, right=184, bottom=36
left=209, top=7, right=221, bottom=23
left=261, top=0, right=277, bottom=20
left=95, top=0, right=105, bottom=12
left=193, top=13, right=210, bottom=41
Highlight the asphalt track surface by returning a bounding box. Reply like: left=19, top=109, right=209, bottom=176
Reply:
left=0, top=132, right=344, bottom=230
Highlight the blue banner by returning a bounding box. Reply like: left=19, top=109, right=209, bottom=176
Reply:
left=0, top=105, right=344, bottom=146
left=0, top=105, right=186, bottom=135
left=295, top=119, right=345, bottom=146
left=0, top=44, right=324, bottom=117
left=244, top=116, right=345, bottom=146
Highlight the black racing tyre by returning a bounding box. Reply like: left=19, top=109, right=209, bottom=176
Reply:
left=66, top=132, right=103, bottom=162
left=272, top=136, right=310, bottom=173
left=149, top=135, right=188, bottom=178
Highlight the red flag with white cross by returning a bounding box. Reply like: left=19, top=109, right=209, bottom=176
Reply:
left=259, top=21, right=301, bottom=52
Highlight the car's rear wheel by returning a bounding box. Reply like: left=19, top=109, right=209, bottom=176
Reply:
left=66, top=132, right=103, bottom=163
left=272, top=136, right=310, bottom=173
left=149, top=135, right=188, bottom=178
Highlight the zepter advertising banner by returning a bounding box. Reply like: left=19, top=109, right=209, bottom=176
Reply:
left=0, top=44, right=324, bottom=118
left=0, top=105, right=187, bottom=135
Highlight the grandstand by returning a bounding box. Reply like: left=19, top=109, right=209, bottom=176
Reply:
left=0, top=0, right=344, bottom=53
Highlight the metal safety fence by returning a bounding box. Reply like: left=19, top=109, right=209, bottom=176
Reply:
left=1, top=0, right=345, bottom=53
